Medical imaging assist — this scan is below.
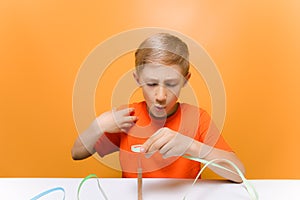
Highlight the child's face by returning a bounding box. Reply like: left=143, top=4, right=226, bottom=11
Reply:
left=134, top=63, right=190, bottom=118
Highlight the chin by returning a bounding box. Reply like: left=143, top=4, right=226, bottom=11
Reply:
left=152, top=113, right=167, bottom=119
left=149, top=108, right=168, bottom=119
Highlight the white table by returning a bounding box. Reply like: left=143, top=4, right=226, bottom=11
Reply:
left=0, top=178, right=299, bottom=200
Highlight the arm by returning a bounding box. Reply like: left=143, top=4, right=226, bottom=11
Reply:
left=71, top=107, right=138, bottom=160
left=71, top=119, right=101, bottom=160
left=141, top=127, right=245, bottom=183
left=187, top=140, right=245, bottom=183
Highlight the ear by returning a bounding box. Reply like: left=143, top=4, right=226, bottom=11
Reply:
left=133, top=71, right=141, bottom=86
left=183, top=72, right=191, bottom=87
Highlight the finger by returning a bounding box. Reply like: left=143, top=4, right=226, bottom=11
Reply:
left=147, top=134, right=170, bottom=153
left=116, top=116, right=138, bottom=128
left=118, top=107, right=135, bottom=116
left=121, top=122, right=134, bottom=128
left=113, top=108, right=135, bottom=125
left=120, top=123, right=134, bottom=133
left=122, top=115, right=138, bottom=123
left=141, top=130, right=161, bottom=152
left=113, top=108, right=134, bottom=121
left=159, top=133, right=178, bottom=155
left=161, top=148, right=174, bottom=159
left=159, top=141, right=177, bottom=158
left=145, top=133, right=174, bottom=158
left=141, top=128, right=165, bottom=153
left=120, top=128, right=127, bottom=133
left=159, top=141, right=172, bottom=155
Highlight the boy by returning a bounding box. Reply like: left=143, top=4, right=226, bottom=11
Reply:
left=71, top=33, right=245, bottom=182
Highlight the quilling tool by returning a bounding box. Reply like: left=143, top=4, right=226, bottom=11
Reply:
left=131, top=144, right=143, bottom=200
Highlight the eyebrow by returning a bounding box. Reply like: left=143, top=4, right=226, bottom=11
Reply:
left=143, top=78, right=158, bottom=82
left=144, top=77, right=181, bottom=82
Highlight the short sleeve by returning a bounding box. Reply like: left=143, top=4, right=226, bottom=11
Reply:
left=198, top=109, right=232, bottom=152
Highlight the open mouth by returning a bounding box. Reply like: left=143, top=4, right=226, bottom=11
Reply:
left=147, top=104, right=168, bottom=118
left=154, top=105, right=166, bottom=111
left=148, top=105, right=168, bottom=119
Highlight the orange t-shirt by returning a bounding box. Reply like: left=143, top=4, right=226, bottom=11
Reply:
left=94, top=101, right=232, bottom=178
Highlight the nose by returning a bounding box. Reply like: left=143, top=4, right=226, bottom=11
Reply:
left=155, top=85, right=167, bottom=103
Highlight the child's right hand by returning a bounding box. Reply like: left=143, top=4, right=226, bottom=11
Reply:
left=96, top=107, right=138, bottom=133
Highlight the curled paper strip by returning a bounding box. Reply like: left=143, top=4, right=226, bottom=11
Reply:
left=30, top=187, right=65, bottom=200
left=131, top=144, right=143, bottom=153
left=32, top=156, right=258, bottom=200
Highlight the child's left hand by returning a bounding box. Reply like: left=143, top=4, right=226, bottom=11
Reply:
left=141, top=127, right=194, bottom=158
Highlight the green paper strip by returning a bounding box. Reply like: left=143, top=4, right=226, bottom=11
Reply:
left=77, top=173, right=108, bottom=200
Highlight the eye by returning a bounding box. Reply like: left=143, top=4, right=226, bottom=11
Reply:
left=146, top=83, right=158, bottom=87
left=165, top=83, right=178, bottom=87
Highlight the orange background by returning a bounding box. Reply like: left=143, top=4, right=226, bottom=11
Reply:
left=0, top=1, right=299, bottom=179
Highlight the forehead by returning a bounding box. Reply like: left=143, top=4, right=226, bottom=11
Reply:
left=139, top=63, right=183, bottom=80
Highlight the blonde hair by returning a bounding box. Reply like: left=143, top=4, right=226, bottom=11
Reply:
left=135, top=33, right=189, bottom=75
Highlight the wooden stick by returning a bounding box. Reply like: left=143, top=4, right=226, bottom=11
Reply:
left=138, top=167, right=143, bottom=200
